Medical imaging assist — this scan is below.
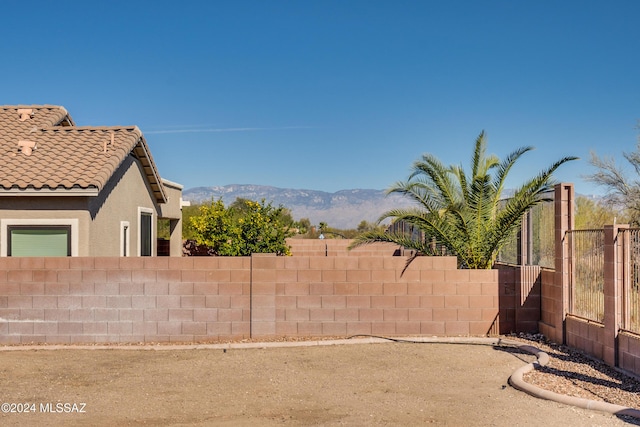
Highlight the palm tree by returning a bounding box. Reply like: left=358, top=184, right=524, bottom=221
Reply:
left=349, top=131, right=577, bottom=269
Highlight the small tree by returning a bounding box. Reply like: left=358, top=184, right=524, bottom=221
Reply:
left=190, top=198, right=294, bottom=256
left=585, top=135, right=640, bottom=225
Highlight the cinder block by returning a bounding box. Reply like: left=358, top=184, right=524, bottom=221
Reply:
left=321, top=295, right=346, bottom=309
left=395, top=295, right=420, bottom=308
left=20, top=283, right=44, bottom=295
left=346, top=270, right=371, bottom=283
left=296, top=295, right=322, bottom=308
left=181, top=270, right=206, bottom=283
left=69, top=308, right=93, bottom=322
left=421, top=321, right=445, bottom=335
left=106, top=295, right=132, bottom=309
left=58, top=296, right=83, bottom=309
left=156, top=269, right=181, bottom=283
left=359, top=283, right=383, bottom=295
left=69, top=283, right=96, bottom=295
left=230, top=270, right=250, bottom=283
left=143, top=257, right=170, bottom=270
left=83, top=322, right=108, bottom=335
left=45, top=257, right=71, bottom=270
left=297, top=269, right=322, bottom=283
left=205, top=295, right=230, bottom=309
left=218, top=308, right=243, bottom=322
left=310, top=282, right=333, bottom=295
left=132, top=295, right=156, bottom=309
left=144, top=309, right=169, bottom=321
left=93, top=308, right=118, bottom=322
left=8, top=321, right=34, bottom=335
left=205, top=321, right=230, bottom=336
left=469, top=295, right=495, bottom=309
left=205, top=269, right=231, bottom=282
left=445, top=321, right=470, bottom=335
left=322, top=322, right=347, bottom=336
left=169, top=309, right=194, bottom=321
left=444, top=295, right=469, bottom=309
left=58, top=321, right=84, bottom=335
left=18, top=257, right=44, bottom=269
left=157, top=321, right=182, bottom=335
left=396, top=321, right=421, bottom=335
left=334, top=308, right=359, bottom=321
left=382, top=283, right=407, bottom=295
left=432, top=282, right=457, bottom=296
left=8, top=270, right=33, bottom=283
left=82, top=295, right=107, bottom=308
left=408, top=308, right=432, bottom=321
left=0, top=283, right=20, bottom=295
left=132, top=321, right=157, bottom=336
left=193, top=308, right=217, bottom=322
left=94, top=258, right=120, bottom=270
left=309, top=308, right=334, bottom=321
left=94, top=282, right=120, bottom=295
left=334, top=282, right=358, bottom=295
left=119, top=309, right=144, bottom=322
left=8, top=296, right=32, bottom=308
left=218, top=283, right=244, bottom=295
left=32, top=296, right=57, bottom=309
left=347, top=322, right=371, bottom=335
left=108, top=321, right=133, bottom=335
left=370, top=296, right=395, bottom=308
left=33, top=322, right=58, bottom=335
left=169, top=282, right=194, bottom=295
left=275, top=322, right=298, bottom=336
left=432, top=308, right=457, bottom=321
left=359, top=308, right=383, bottom=321
left=44, top=283, right=70, bottom=296
left=19, top=308, right=44, bottom=320
left=383, top=309, right=408, bottom=321
left=132, top=269, right=157, bottom=283
left=370, top=269, right=397, bottom=282
left=371, top=322, right=396, bottom=335
left=457, top=308, right=482, bottom=321
left=346, top=295, right=370, bottom=308
left=322, top=270, right=347, bottom=282
left=182, top=321, right=207, bottom=335
left=181, top=295, right=206, bottom=308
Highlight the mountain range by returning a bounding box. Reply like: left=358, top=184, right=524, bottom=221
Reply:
left=182, top=184, right=414, bottom=229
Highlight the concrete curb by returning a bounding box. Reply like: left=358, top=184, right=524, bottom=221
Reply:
left=2, top=336, right=639, bottom=419
left=507, top=340, right=640, bottom=420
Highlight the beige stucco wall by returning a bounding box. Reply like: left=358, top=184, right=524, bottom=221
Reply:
left=0, top=198, right=92, bottom=256
left=89, top=156, right=158, bottom=256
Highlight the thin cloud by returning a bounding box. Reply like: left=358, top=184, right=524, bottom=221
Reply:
left=145, top=126, right=314, bottom=135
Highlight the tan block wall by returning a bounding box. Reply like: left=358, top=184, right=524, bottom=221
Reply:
left=565, top=315, right=605, bottom=360
left=619, top=332, right=640, bottom=374
left=0, top=254, right=502, bottom=345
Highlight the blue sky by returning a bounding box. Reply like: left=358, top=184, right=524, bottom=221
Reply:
left=2, top=1, right=639, bottom=195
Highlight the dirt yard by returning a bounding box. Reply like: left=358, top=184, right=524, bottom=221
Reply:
left=0, top=341, right=632, bottom=426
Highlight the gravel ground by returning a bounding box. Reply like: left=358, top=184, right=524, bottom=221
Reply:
left=513, top=334, right=640, bottom=411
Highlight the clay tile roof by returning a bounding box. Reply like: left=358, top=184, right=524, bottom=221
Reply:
left=0, top=105, right=166, bottom=203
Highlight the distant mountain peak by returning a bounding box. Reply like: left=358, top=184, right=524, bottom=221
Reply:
left=182, top=184, right=412, bottom=229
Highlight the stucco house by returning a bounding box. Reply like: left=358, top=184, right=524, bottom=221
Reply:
left=0, top=105, right=183, bottom=257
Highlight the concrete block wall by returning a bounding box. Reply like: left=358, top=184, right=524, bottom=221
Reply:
left=287, top=239, right=402, bottom=257
left=619, top=332, right=640, bottom=374
left=252, top=254, right=500, bottom=338
left=0, top=256, right=251, bottom=344
left=565, top=316, right=605, bottom=360
left=0, top=253, right=502, bottom=345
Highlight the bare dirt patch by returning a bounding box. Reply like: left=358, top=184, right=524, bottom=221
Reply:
left=0, top=341, right=633, bottom=426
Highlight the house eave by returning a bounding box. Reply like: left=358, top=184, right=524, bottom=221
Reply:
left=0, top=188, right=100, bottom=197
